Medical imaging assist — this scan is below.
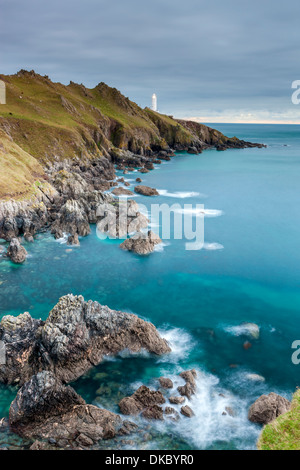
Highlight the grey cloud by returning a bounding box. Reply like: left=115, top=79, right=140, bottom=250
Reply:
left=1, top=0, right=300, bottom=121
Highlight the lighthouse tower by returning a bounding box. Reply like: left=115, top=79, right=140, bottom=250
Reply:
left=151, top=93, right=157, bottom=112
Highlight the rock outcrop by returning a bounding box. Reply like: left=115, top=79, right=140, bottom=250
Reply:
left=134, top=185, right=159, bottom=196
left=0, top=294, right=171, bottom=385
left=159, top=377, right=173, bottom=389
left=248, top=392, right=291, bottom=424
left=120, top=230, right=162, bottom=255
left=177, top=369, right=197, bottom=399
left=119, top=385, right=166, bottom=419
left=96, top=199, right=148, bottom=239
left=111, top=187, right=134, bottom=196
left=6, top=238, right=27, bottom=264
left=9, top=371, right=125, bottom=446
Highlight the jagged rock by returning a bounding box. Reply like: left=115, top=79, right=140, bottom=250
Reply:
left=139, top=168, right=149, bottom=174
left=180, top=405, right=194, bottom=418
left=141, top=405, right=164, bottom=420
left=120, top=230, right=162, bottom=255
left=187, top=146, right=199, bottom=154
left=177, top=369, right=197, bottom=399
left=119, top=385, right=165, bottom=419
left=248, top=393, right=291, bottom=425
left=134, top=185, right=159, bottom=196
left=6, top=238, right=27, bottom=264
left=24, top=232, right=34, bottom=242
left=51, top=199, right=91, bottom=237
left=111, top=187, right=134, bottom=196
left=164, top=407, right=176, bottom=415
left=96, top=198, right=148, bottom=238
left=159, top=377, right=173, bottom=389
left=9, top=371, right=123, bottom=445
left=136, top=178, right=142, bottom=183
left=169, top=396, right=185, bottom=405
left=0, top=295, right=170, bottom=385
left=67, top=233, right=80, bottom=246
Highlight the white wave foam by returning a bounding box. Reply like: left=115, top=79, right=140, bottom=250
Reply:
left=203, top=243, right=224, bottom=251
left=143, top=369, right=260, bottom=450
left=157, top=327, right=196, bottom=363
left=154, top=241, right=170, bottom=252
left=158, top=189, right=206, bottom=199
left=55, top=233, right=68, bottom=244
left=174, top=208, right=224, bottom=217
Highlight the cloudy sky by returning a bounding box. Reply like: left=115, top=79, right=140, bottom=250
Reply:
left=1, top=0, right=300, bottom=123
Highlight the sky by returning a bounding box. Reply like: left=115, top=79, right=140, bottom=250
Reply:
left=1, top=0, right=300, bottom=123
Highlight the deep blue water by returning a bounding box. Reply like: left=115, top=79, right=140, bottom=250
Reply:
left=1, top=124, right=300, bottom=449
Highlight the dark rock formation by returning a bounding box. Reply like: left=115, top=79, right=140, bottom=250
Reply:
left=159, top=377, right=173, bottom=389
left=169, top=396, right=185, bottom=405
left=180, top=405, right=194, bottom=418
left=248, top=393, right=291, bottom=425
left=111, top=187, right=134, bottom=196
left=6, top=238, right=27, bottom=264
left=119, top=385, right=165, bottom=419
left=136, top=178, right=142, bottom=183
left=51, top=199, right=91, bottom=238
left=67, top=234, right=80, bottom=246
left=96, top=199, right=148, bottom=238
left=0, top=294, right=171, bottom=385
left=9, top=371, right=124, bottom=446
left=134, top=185, right=159, bottom=196
left=141, top=405, right=164, bottom=421
left=177, top=369, right=197, bottom=399
left=120, top=230, right=162, bottom=255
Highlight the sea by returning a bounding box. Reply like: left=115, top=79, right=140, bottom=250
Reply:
left=0, top=123, right=300, bottom=450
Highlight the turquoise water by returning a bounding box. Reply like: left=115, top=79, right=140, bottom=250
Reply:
left=1, top=124, right=300, bottom=449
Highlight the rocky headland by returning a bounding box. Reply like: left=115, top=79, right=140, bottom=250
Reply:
left=0, top=294, right=170, bottom=448
left=0, top=70, right=265, bottom=262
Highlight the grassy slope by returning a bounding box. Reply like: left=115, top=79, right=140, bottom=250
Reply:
left=0, top=71, right=194, bottom=162
left=0, top=129, right=47, bottom=200
left=258, top=390, right=300, bottom=450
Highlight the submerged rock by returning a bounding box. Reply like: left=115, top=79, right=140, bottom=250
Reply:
left=9, top=371, right=124, bottom=446
left=0, top=294, right=171, bottom=385
left=248, top=392, right=291, bottom=425
left=120, top=230, right=162, bottom=255
left=6, top=238, right=27, bottom=264
left=134, top=185, right=159, bottom=196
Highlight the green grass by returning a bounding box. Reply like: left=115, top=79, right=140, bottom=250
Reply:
left=0, top=129, right=46, bottom=200
left=258, top=390, right=300, bottom=450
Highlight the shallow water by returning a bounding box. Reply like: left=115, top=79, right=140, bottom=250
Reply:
left=1, top=124, right=300, bottom=449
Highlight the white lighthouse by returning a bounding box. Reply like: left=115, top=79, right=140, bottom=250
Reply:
left=151, top=93, right=157, bottom=112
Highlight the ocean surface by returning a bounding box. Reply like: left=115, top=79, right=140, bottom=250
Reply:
left=1, top=123, right=300, bottom=450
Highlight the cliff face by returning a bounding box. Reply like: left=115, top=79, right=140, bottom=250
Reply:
left=0, top=70, right=264, bottom=205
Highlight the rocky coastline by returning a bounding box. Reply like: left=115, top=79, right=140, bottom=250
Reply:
left=0, top=71, right=273, bottom=450
left=0, top=294, right=170, bottom=449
